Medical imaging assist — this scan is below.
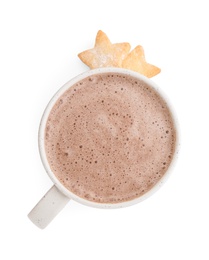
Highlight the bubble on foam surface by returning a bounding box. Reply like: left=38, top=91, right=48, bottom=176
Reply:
left=45, top=73, right=176, bottom=204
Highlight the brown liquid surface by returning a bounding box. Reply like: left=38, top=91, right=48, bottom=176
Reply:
left=45, top=73, right=176, bottom=203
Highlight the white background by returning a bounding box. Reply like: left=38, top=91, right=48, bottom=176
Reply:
left=0, top=0, right=208, bottom=259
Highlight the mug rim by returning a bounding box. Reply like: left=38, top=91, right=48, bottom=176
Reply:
left=38, top=67, right=179, bottom=209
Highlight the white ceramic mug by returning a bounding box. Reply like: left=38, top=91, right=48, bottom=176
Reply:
left=28, top=68, right=179, bottom=229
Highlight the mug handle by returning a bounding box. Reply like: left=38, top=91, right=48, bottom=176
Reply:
left=28, top=185, right=70, bottom=229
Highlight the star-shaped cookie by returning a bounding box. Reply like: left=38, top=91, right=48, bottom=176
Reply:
left=122, top=45, right=161, bottom=78
left=78, top=30, right=131, bottom=68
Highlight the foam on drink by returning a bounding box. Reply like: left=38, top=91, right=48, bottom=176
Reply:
left=45, top=73, right=176, bottom=203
